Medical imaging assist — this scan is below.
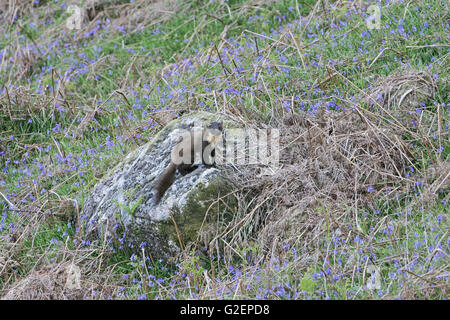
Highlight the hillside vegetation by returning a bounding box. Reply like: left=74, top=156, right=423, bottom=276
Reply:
left=0, top=0, right=448, bottom=299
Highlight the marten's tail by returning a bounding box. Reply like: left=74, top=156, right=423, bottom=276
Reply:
left=152, top=162, right=177, bottom=205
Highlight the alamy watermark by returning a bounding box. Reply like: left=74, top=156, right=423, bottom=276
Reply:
left=65, top=264, right=81, bottom=290
left=366, top=5, right=381, bottom=30
left=66, top=4, right=82, bottom=30
left=170, top=126, right=280, bottom=174
left=366, top=265, right=382, bottom=290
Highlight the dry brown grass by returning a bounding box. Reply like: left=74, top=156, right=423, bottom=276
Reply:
left=82, top=0, right=181, bottom=36
left=363, top=67, right=438, bottom=129
left=1, top=249, right=121, bottom=300
left=215, top=107, right=410, bottom=255
left=197, top=64, right=446, bottom=264
left=364, top=67, right=437, bottom=110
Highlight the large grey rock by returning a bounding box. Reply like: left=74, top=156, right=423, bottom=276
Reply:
left=82, top=112, right=237, bottom=263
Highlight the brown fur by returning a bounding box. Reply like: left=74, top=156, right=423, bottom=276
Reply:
left=152, top=122, right=222, bottom=205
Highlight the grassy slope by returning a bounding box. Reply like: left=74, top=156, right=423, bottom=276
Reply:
left=0, top=0, right=448, bottom=299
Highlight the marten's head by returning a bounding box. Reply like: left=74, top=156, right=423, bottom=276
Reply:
left=204, top=121, right=223, bottom=145
left=207, top=121, right=223, bottom=132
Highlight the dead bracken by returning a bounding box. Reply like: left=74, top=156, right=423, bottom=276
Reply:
left=216, top=106, right=415, bottom=255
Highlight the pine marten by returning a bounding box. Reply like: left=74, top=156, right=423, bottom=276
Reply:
left=152, top=121, right=223, bottom=205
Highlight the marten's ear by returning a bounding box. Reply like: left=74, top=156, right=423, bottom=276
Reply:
left=208, top=121, right=223, bottom=131
left=215, top=121, right=223, bottom=131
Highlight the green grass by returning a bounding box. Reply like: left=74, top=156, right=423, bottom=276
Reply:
left=0, top=0, right=448, bottom=299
